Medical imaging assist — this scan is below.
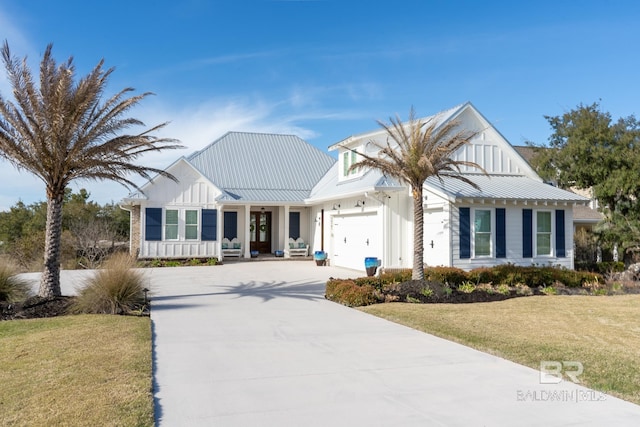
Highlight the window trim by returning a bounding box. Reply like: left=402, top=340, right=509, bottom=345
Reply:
left=535, top=210, right=553, bottom=257
left=184, top=209, right=200, bottom=241
left=164, top=209, right=179, bottom=241
left=163, top=207, right=202, bottom=242
left=472, top=208, right=493, bottom=258
left=340, top=148, right=363, bottom=180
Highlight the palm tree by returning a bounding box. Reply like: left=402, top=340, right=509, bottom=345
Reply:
left=0, top=42, right=183, bottom=298
left=350, top=107, right=486, bottom=281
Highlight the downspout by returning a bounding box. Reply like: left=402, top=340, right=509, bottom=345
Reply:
left=321, top=209, right=325, bottom=251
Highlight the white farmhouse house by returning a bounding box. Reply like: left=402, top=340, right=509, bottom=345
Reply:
left=120, top=102, right=589, bottom=272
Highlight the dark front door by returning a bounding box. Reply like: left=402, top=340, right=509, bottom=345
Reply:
left=250, top=211, right=271, bottom=253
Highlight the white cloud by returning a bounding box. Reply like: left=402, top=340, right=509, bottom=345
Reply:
left=0, top=94, right=327, bottom=210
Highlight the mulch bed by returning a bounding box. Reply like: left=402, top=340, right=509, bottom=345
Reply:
left=0, top=296, right=76, bottom=321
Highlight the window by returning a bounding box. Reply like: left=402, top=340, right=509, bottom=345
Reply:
left=536, top=211, right=552, bottom=256
left=165, top=209, right=178, bottom=240
left=185, top=210, right=199, bottom=240
left=161, top=208, right=203, bottom=241
left=474, top=209, right=492, bottom=256
left=342, top=149, right=359, bottom=178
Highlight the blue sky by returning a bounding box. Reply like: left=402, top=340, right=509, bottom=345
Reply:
left=0, top=0, right=639, bottom=211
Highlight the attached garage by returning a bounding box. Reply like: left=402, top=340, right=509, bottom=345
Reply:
left=331, top=213, right=380, bottom=271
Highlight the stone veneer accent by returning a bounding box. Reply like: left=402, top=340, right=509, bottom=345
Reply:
left=129, top=205, right=141, bottom=257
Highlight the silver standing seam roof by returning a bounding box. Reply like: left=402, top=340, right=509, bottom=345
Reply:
left=187, top=132, right=336, bottom=204
left=425, top=174, right=589, bottom=203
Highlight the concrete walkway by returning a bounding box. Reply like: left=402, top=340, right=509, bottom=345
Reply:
left=147, top=261, right=640, bottom=426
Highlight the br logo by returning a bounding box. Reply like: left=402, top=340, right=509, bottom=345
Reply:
left=540, top=361, right=584, bottom=384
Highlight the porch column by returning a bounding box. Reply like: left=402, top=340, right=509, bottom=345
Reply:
left=217, top=207, right=223, bottom=260
left=284, top=205, right=290, bottom=258
left=244, top=205, right=251, bottom=258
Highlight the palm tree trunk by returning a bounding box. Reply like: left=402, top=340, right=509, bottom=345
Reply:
left=412, top=185, right=425, bottom=281
left=38, top=192, right=64, bottom=297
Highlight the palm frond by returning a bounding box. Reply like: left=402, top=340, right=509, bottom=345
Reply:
left=0, top=42, right=185, bottom=196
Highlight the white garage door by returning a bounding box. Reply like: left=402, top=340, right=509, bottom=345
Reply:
left=332, top=213, right=379, bottom=271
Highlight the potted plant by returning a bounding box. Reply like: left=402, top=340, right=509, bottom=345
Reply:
left=314, top=251, right=327, bottom=266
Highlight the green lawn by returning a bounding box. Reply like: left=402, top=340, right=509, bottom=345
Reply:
left=360, top=295, right=640, bottom=405
left=0, top=315, right=153, bottom=427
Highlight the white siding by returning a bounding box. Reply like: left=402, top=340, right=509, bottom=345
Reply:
left=139, top=160, right=222, bottom=259
left=452, top=203, right=575, bottom=271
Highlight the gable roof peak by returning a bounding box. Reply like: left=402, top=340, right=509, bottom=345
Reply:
left=329, top=102, right=473, bottom=151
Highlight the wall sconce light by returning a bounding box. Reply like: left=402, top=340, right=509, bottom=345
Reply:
left=355, top=200, right=365, bottom=208
left=332, top=203, right=340, bottom=210
left=261, top=207, right=265, bottom=211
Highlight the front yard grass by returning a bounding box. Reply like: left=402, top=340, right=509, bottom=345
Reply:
left=0, top=315, right=153, bottom=427
left=360, top=295, right=640, bottom=405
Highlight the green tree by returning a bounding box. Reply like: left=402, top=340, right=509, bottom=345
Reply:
left=0, top=42, right=182, bottom=297
left=349, top=107, right=485, bottom=281
left=531, top=102, right=640, bottom=258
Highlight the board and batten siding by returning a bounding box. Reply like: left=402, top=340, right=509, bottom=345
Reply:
left=452, top=204, right=574, bottom=271
left=138, top=160, right=222, bottom=258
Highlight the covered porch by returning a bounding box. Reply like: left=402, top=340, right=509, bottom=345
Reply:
left=218, top=204, right=313, bottom=260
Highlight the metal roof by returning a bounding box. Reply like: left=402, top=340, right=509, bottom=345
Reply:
left=425, top=174, right=590, bottom=203
left=187, top=132, right=336, bottom=203
left=307, top=163, right=404, bottom=202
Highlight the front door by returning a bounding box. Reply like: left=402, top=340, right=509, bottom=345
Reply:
left=250, top=211, right=271, bottom=253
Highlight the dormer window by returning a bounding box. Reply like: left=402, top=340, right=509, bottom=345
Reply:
left=341, top=149, right=360, bottom=179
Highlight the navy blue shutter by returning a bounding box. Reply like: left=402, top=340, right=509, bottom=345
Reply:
left=224, top=212, right=237, bottom=239
left=289, top=212, right=301, bottom=240
left=523, top=209, right=533, bottom=258
left=555, top=209, right=566, bottom=257
left=201, top=209, right=217, bottom=241
left=145, top=208, right=162, bottom=241
left=496, top=208, right=506, bottom=258
left=459, top=207, right=471, bottom=259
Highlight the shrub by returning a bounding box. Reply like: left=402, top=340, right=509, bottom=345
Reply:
left=420, top=287, right=434, bottom=298
left=540, top=285, right=557, bottom=295
left=514, top=283, right=533, bottom=296
left=425, top=266, right=468, bottom=286
left=379, top=269, right=412, bottom=284
left=207, top=258, right=219, bottom=266
left=72, top=253, right=148, bottom=315
left=467, top=267, right=495, bottom=285
left=0, top=260, right=32, bottom=302
left=325, top=279, right=379, bottom=307
left=495, top=284, right=511, bottom=296
left=458, top=281, right=476, bottom=294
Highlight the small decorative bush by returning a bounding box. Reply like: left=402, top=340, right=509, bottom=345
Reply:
left=458, top=281, right=476, bottom=294
left=325, top=279, right=380, bottom=307
left=72, top=253, right=148, bottom=315
left=495, top=283, right=511, bottom=296
left=0, top=260, right=32, bottom=302
left=540, top=285, right=557, bottom=295
left=514, top=283, right=533, bottom=296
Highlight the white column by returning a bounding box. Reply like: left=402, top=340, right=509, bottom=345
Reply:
left=284, top=205, right=290, bottom=258
left=244, top=205, right=251, bottom=258
left=217, top=207, right=223, bottom=260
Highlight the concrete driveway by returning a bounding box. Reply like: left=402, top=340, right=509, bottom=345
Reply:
left=147, top=261, right=640, bottom=426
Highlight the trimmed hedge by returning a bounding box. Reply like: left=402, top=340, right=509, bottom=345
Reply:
left=325, top=279, right=381, bottom=307
left=325, top=264, right=606, bottom=307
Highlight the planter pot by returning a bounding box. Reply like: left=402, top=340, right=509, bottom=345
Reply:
left=364, top=257, right=380, bottom=277
left=274, top=250, right=284, bottom=257
left=250, top=251, right=259, bottom=258
left=314, top=251, right=327, bottom=266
